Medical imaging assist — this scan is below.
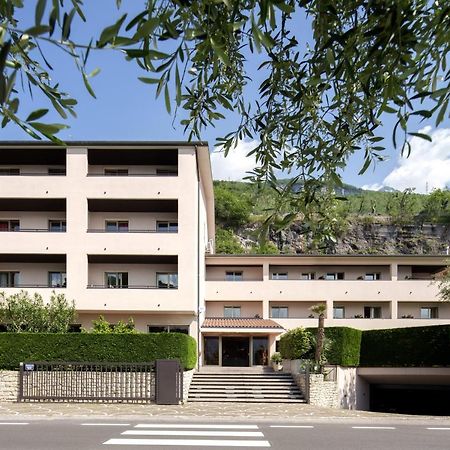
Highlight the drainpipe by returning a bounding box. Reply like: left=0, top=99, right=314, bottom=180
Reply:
left=195, top=146, right=201, bottom=371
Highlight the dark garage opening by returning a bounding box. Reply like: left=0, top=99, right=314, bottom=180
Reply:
left=370, top=384, right=450, bottom=416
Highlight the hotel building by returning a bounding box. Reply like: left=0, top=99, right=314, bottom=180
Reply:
left=0, top=141, right=448, bottom=369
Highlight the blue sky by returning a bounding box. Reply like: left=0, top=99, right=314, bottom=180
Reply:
left=3, top=1, right=450, bottom=192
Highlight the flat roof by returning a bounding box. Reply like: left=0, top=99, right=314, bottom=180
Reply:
left=0, top=140, right=208, bottom=147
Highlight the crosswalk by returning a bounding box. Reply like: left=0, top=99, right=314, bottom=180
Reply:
left=102, top=423, right=271, bottom=447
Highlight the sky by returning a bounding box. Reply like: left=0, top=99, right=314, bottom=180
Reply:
left=3, top=1, right=450, bottom=193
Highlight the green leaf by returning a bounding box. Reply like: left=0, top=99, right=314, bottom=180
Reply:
left=24, top=25, right=51, bottom=36
left=35, top=0, right=47, bottom=25
left=138, top=77, right=160, bottom=84
left=133, top=17, right=159, bottom=40
left=408, top=132, right=432, bottom=142
left=26, top=108, right=49, bottom=121
left=164, top=84, right=171, bottom=114
left=210, top=38, right=230, bottom=66
left=29, top=122, right=69, bottom=136
left=82, top=73, right=96, bottom=98
left=98, top=14, right=127, bottom=47
left=436, top=99, right=449, bottom=127
left=62, top=9, right=76, bottom=40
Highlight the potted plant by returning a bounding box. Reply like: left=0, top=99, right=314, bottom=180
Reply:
left=270, top=352, right=283, bottom=371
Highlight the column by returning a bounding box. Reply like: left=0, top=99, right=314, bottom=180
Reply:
left=262, top=300, right=269, bottom=319
left=390, top=300, right=398, bottom=319
left=390, top=263, right=398, bottom=281
left=326, top=299, right=333, bottom=320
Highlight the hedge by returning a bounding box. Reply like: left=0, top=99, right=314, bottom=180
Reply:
left=0, top=333, right=197, bottom=370
left=360, top=325, right=450, bottom=367
left=279, top=327, right=311, bottom=360
left=306, top=327, right=362, bottom=366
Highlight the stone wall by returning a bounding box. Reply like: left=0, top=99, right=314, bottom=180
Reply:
left=182, top=369, right=194, bottom=403
left=0, top=371, right=19, bottom=402
left=308, top=373, right=339, bottom=408
left=0, top=369, right=194, bottom=404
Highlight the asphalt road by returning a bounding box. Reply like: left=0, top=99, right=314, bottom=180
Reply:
left=1, top=418, right=450, bottom=450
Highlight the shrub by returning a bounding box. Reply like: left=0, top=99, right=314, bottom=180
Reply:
left=215, top=228, right=245, bottom=254
left=279, top=327, right=311, bottom=360
left=214, top=184, right=252, bottom=228
left=0, top=333, right=197, bottom=370
left=305, top=327, right=362, bottom=366
left=270, top=352, right=282, bottom=364
left=360, top=325, right=450, bottom=367
left=86, top=315, right=139, bottom=334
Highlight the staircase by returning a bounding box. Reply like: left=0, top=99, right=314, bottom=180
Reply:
left=188, top=369, right=306, bottom=403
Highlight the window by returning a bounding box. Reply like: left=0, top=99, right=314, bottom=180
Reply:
left=48, top=168, right=66, bottom=175
left=301, top=272, right=315, bottom=280
left=104, top=168, right=128, bottom=176
left=0, top=272, right=19, bottom=287
left=156, top=272, right=178, bottom=288
left=0, top=168, right=19, bottom=175
left=156, top=221, right=178, bottom=232
left=148, top=325, right=188, bottom=334
left=271, top=273, right=288, bottom=280
left=0, top=220, right=20, bottom=231
left=271, top=306, right=288, bottom=318
left=364, top=273, right=381, bottom=281
left=105, top=272, right=128, bottom=288
left=48, top=220, right=66, bottom=232
left=224, top=306, right=241, bottom=318
left=225, top=271, right=243, bottom=281
left=364, top=306, right=382, bottom=319
left=420, top=307, right=439, bottom=319
left=48, top=272, right=67, bottom=288
left=105, top=220, right=129, bottom=232
left=333, top=306, right=345, bottom=319
left=325, top=272, right=345, bottom=280
left=156, top=168, right=178, bottom=176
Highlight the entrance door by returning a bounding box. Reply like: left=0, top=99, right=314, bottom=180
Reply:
left=222, top=337, right=250, bottom=367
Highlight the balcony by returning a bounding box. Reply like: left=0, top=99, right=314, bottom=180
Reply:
left=0, top=253, right=66, bottom=296
left=87, top=147, right=178, bottom=177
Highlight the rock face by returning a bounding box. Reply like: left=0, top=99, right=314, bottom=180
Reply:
left=236, top=221, right=450, bottom=255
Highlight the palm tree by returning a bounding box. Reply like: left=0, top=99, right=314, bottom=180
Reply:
left=310, top=303, right=327, bottom=367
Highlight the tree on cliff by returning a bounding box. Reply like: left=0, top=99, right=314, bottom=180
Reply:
left=0, top=1, right=449, bottom=213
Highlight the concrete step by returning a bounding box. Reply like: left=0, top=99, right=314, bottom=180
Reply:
left=188, top=398, right=307, bottom=403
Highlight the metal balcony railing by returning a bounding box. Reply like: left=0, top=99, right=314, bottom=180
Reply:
left=86, top=284, right=178, bottom=289
left=86, top=229, right=177, bottom=233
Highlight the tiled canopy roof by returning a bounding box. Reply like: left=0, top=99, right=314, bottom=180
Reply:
left=202, top=318, right=283, bottom=329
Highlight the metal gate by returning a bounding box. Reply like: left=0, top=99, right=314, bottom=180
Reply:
left=18, top=362, right=155, bottom=402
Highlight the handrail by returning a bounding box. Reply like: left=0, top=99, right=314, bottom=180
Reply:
left=1, top=284, right=66, bottom=288
left=0, top=173, right=65, bottom=176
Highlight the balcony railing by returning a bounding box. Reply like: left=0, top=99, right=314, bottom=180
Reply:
left=0, top=172, right=66, bottom=176
left=86, top=172, right=178, bottom=177
left=1, top=284, right=66, bottom=288
left=0, top=228, right=66, bottom=232
left=87, top=284, right=178, bottom=289
left=86, top=229, right=177, bottom=233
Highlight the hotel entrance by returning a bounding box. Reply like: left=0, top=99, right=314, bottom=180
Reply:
left=203, top=336, right=269, bottom=367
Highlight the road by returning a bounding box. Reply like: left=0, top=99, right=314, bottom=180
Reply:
left=1, top=418, right=450, bottom=449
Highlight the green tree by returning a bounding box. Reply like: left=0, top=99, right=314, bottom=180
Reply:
left=1, top=1, right=449, bottom=240
left=422, top=189, right=450, bottom=223
left=279, top=327, right=311, bottom=360
left=310, top=303, right=326, bottom=368
left=0, top=290, right=76, bottom=332
left=215, top=228, right=244, bottom=254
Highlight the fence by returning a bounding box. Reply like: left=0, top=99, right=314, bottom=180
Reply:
left=18, top=361, right=160, bottom=403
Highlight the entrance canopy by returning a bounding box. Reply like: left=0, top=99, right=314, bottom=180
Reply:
left=201, top=317, right=284, bottom=334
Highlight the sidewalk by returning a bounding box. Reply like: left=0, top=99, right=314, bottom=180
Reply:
left=0, top=401, right=449, bottom=424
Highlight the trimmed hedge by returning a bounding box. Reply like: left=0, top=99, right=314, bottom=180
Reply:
left=306, top=327, right=362, bottom=366
left=279, top=327, right=311, bottom=360
left=0, top=333, right=197, bottom=370
left=360, top=325, right=450, bottom=367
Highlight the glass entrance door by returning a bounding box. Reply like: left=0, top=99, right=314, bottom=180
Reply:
left=252, top=336, right=269, bottom=365
left=204, top=337, right=219, bottom=365
left=222, top=337, right=250, bottom=367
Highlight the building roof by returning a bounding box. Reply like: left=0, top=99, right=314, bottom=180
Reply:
left=202, top=318, right=283, bottom=329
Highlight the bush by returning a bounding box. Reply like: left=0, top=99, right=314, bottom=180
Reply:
left=215, top=228, right=244, bottom=254
left=0, top=333, right=197, bottom=370
left=279, top=327, right=311, bottom=360
left=360, top=325, right=450, bottom=367
left=305, top=327, right=362, bottom=366
left=214, top=183, right=252, bottom=228
left=86, top=315, right=139, bottom=334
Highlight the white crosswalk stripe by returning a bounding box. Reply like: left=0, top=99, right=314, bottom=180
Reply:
left=103, top=423, right=271, bottom=447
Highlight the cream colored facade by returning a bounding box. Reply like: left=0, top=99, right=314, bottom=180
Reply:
left=0, top=141, right=448, bottom=369
left=0, top=142, right=214, bottom=342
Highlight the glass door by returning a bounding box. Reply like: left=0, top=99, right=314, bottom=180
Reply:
left=252, top=336, right=269, bottom=366
left=204, top=336, right=219, bottom=365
